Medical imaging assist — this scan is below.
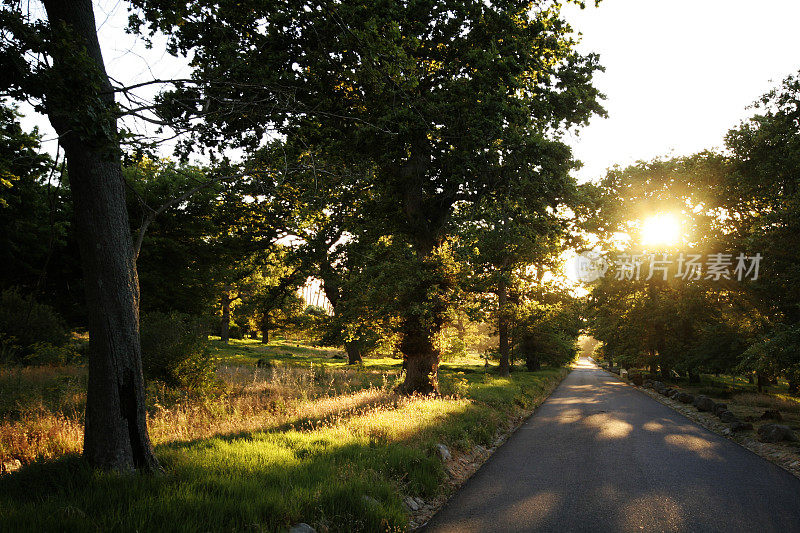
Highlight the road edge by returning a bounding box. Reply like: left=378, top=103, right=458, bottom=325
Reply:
left=409, top=365, right=572, bottom=530
left=622, top=376, right=800, bottom=481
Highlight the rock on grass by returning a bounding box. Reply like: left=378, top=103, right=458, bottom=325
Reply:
left=757, top=424, right=798, bottom=443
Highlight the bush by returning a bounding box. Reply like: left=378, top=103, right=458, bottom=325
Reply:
left=0, top=289, right=68, bottom=363
left=140, top=312, right=217, bottom=393
left=24, top=342, right=79, bottom=365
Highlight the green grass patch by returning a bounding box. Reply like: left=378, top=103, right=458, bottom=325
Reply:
left=0, top=359, right=566, bottom=532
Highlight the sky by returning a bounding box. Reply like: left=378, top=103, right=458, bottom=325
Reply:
left=18, top=0, right=800, bottom=184
left=561, top=0, right=800, bottom=182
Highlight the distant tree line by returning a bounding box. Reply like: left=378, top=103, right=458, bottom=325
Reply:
left=586, top=72, right=800, bottom=392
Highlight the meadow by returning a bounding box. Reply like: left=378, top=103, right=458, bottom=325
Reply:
left=0, top=339, right=567, bottom=532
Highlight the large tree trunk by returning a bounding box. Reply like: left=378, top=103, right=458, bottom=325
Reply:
left=220, top=293, right=232, bottom=344
left=261, top=317, right=270, bottom=344
left=396, top=245, right=450, bottom=395
left=394, top=132, right=452, bottom=394
left=497, top=278, right=510, bottom=376
left=344, top=341, right=363, bottom=365
left=397, top=313, right=440, bottom=395
left=41, top=0, right=159, bottom=472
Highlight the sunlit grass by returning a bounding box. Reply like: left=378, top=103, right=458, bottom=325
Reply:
left=0, top=345, right=566, bottom=532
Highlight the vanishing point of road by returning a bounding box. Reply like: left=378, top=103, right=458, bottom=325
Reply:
left=423, top=358, right=800, bottom=532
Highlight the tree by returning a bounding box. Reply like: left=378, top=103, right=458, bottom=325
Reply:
left=458, top=183, right=576, bottom=375
left=722, top=72, right=800, bottom=324
left=0, top=104, right=60, bottom=290
left=2, top=1, right=159, bottom=471
left=130, top=0, right=604, bottom=393
left=515, top=291, right=581, bottom=371
left=585, top=153, right=765, bottom=378
left=719, top=72, right=800, bottom=384
left=125, top=159, right=228, bottom=317
left=231, top=246, right=309, bottom=343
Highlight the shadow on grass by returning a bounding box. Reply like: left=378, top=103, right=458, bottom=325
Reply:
left=0, top=369, right=565, bottom=532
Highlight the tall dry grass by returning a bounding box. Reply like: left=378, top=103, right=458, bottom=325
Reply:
left=1, top=363, right=396, bottom=468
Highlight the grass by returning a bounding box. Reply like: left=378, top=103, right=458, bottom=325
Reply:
left=0, top=340, right=567, bottom=532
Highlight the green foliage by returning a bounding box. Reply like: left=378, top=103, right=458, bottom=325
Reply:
left=0, top=103, right=81, bottom=322
left=127, top=0, right=604, bottom=392
left=23, top=342, right=78, bottom=366
left=739, top=324, right=800, bottom=383
left=516, top=299, right=581, bottom=370
left=586, top=72, right=800, bottom=383
left=722, top=72, right=800, bottom=324
left=139, top=312, right=217, bottom=393
left=0, top=289, right=68, bottom=364
left=0, top=104, right=59, bottom=285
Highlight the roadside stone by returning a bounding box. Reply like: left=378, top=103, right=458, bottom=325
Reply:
left=289, top=524, right=316, bottom=533
left=436, top=443, right=452, bottom=461
left=713, top=404, right=728, bottom=417
left=731, top=421, right=754, bottom=432
left=694, top=395, right=716, bottom=412
left=757, top=424, right=798, bottom=443
left=404, top=496, right=419, bottom=511
left=666, top=389, right=679, bottom=398
left=719, top=410, right=739, bottom=423
left=676, top=392, right=695, bottom=404
left=631, top=373, right=644, bottom=386
left=760, top=409, right=783, bottom=421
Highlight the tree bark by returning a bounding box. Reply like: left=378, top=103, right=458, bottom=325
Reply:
left=220, top=292, right=232, bottom=344
left=41, top=0, right=159, bottom=472
left=392, top=132, right=450, bottom=395
left=397, top=306, right=440, bottom=395
left=344, top=341, right=363, bottom=365
left=261, top=317, right=270, bottom=344
left=497, top=278, right=510, bottom=376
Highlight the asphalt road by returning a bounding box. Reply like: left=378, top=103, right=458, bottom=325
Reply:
left=423, top=358, right=800, bottom=532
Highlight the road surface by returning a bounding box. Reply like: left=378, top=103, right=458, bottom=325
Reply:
left=423, top=358, right=800, bottom=532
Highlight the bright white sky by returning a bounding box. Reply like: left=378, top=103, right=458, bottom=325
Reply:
left=562, top=0, right=800, bottom=182
left=19, top=0, right=800, bottom=184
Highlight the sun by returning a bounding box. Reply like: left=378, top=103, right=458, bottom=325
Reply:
left=640, top=214, right=681, bottom=247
